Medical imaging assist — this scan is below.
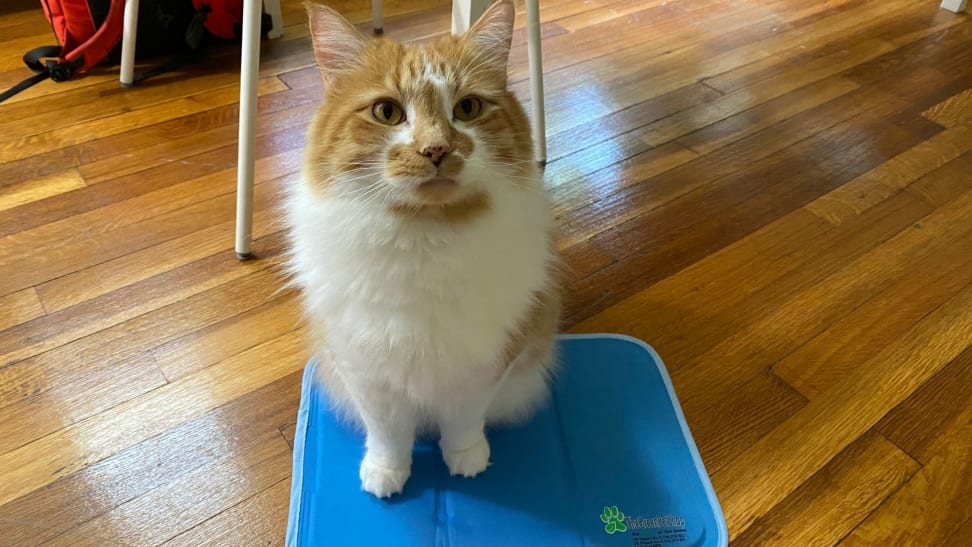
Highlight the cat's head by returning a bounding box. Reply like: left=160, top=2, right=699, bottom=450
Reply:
left=302, top=0, right=534, bottom=213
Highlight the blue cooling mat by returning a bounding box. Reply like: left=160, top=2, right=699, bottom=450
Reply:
left=286, top=334, right=727, bottom=547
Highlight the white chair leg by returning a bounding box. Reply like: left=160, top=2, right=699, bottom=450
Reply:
left=120, top=0, right=139, bottom=87
left=265, top=0, right=284, bottom=39
left=941, top=0, right=968, bottom=12
left=372, top=0, right=383, bottom=34
left=525, top=0, right=546, bottom=164
left=451, top=0, right=491, bottom=34
left=236, top=0, right=262, bottom=260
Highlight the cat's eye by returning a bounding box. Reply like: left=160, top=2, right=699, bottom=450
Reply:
left=453, top=97, right=483, bottom=122
left=371, top=101, right=405, bottom=125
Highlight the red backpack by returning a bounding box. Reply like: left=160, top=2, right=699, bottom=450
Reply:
left=1, top=0, right=266, bottom=103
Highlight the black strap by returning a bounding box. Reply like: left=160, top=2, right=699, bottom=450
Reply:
left=0, top=71, right=50, bottom=103
left=0, top=46, right=82, bottom=104
left=133, top=54, right=193, bottom=83
left=23, top=45, right=62, bottom=71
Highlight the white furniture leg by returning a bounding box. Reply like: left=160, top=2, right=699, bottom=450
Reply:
left=451, top=0, right=492, bottom=34
left=119, top=0, right=139, bottom=87
left=525, top=0, right=546, bottom=164
left=941, top=0, right=968, bottom=12
left=372, top=0, right=384, bottom=34
left=236, top=0, right=262, bottom=260
left=452, top=0, right=546, bottom=164
left=265, top=0, right=284, bottom=39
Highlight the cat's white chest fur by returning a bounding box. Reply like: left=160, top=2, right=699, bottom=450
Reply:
left=286, top=180, right=555, bottom=403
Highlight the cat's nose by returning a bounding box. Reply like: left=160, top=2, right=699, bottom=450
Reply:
left=420, top=144, right=452, bottom=167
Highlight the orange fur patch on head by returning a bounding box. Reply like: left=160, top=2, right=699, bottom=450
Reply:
left=302, top=0, right=535, bottom=216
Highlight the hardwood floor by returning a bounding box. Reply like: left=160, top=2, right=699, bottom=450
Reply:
left=1, top=0, right=970, bottom=544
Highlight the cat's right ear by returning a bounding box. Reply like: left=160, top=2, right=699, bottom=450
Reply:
left=305, top=1, right=367, bottom=85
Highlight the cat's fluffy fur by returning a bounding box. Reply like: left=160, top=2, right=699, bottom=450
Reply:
left=285, top=0, right=561, bottom=498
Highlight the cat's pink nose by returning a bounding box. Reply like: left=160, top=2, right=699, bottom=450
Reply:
left=420, top=144, right=452, bottom=167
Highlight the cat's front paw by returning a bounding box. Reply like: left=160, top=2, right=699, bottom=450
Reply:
left=359, top=454, right=411, bottom=498
left=442, top=436, right=491, bottom=478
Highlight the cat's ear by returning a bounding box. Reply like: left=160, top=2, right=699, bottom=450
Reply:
left=305, top=1, right=368, bottom=84
left=464, top=0, right=516, bottom=65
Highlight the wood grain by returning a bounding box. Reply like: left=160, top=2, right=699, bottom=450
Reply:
left=922, top=87, right=972, bottom=127
left=806, top=126, right=972, bottom=224
left=714, top=279, right=972, bottom=539
left=733, top=431, right=920, bottom=547
left=0, top=169, right=85, bottom=212
left=1, top=0, right=969, bottom=543
left=0, top=328, right=306, bottom=507
left=0, top=373, right=301, bottom=546
left=669, top=189, right=972, bottom=419
left=772, top=227, right=972, bottom=399
left=0, top=288, right=44, bottom=331
left=840, top=401, right=972, bottom=546
left=875, top=346, right=972, bottom=462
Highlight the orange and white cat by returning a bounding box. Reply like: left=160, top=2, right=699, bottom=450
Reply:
left=285, top=0, right=561, bottom=498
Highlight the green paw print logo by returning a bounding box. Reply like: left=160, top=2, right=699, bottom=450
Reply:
left=600, top=506, right=627, bottom=534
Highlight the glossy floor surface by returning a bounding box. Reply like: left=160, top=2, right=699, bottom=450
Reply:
left=1, top=0, right=970, bottom=544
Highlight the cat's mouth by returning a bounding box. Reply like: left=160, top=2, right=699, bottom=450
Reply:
left=412, top=176, right=461, bottom=203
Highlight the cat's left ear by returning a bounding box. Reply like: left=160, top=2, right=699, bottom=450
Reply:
left=305, top=1, right=368, bottom=85
left=464, top=0, right=516, bottom=65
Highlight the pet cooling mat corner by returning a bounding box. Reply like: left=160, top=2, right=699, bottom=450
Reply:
left=286, top=334, right=728, bottom=547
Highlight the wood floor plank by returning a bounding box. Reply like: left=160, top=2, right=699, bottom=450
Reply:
left=554, top=82, right=921, bottom=249
left=875, top=346, right=972, bottom=463
left=906, top=151, right=972, bottom=207
left=839, top=402, right=972, bottom=546
left=0, top=373, right=301, bottom=546
left=560, top=238, right=617, bottom=281
left=33, top=194, right=286, bottom=314
left=772, top=226, right=972, bottom=399
left=732, top=431, right=920, bottom=547
left=76, top=98, right=318, bottom=185
left=702, top=1, right=950, bottom=94
left=0, top=153, right=294, bottom=300
left=576, top=189, right=931, bottom=370
left=687, top=370, right=807, bottom=475
left=151, top=294, right=302, bottom=382
left=0, top=353, right=165, bottom=456
left=668, top=189, right=972, bottom=419
left=806, top=126, right=972, bottom=224
left=162, top=477, right=292, bottom=547
left=0, top=68, right=291, bottom=139
left=712, top=279, right=972, bottom=539
left=0, top=169, right=86, bottom=212
left=0, top=288, right=44, bottom=332
left=944, top=518, right=972, bottom=546
left=0, top=264, right=283, bottom=415
left=842, top=19, right=972, bottom=87
left=507, top=0, right=865, bottom=135
left=564, top=111, right=941, bottom=323
left=0, top=124, right=302, bottom=239
left=543, top=83, right=717, bottom=165
left=0, top=83, right=316, bottom=194
left=42, top=436, right=293, bottom=547
left=0, top=232, right=284, bottom=369
left=0, top=328, right=306, bottom=508
left=0, top=77, right=287, bottom=163
left=923, top=87, right=972, bottom=127
left=677, top=76, right=860, bottom=155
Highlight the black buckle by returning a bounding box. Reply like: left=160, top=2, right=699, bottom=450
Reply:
left=46, top=59, right=74, bottom=82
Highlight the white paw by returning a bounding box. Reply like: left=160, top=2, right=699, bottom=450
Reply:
left=359, top=454, right=411, bottom=498
left=442, top=436, right=491, bottom=478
